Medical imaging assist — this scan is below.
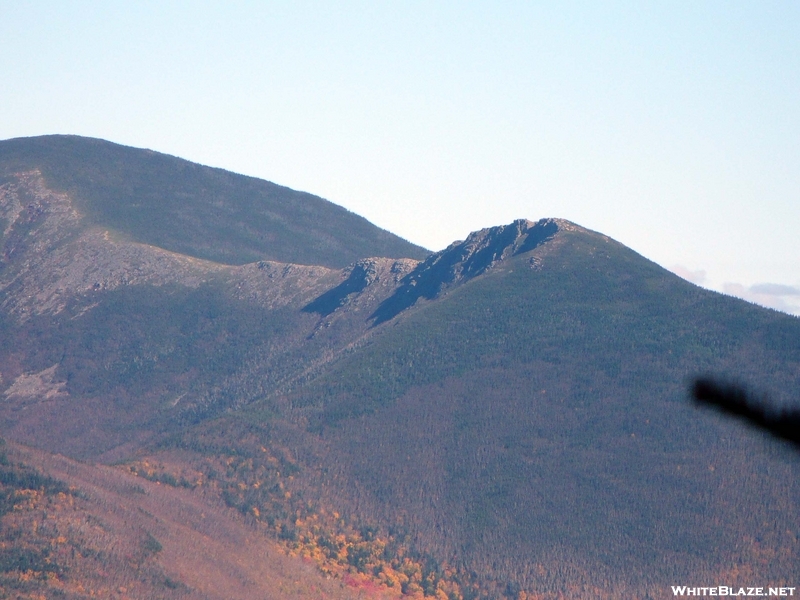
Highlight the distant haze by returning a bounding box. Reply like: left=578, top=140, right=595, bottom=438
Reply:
left=1, top=2, right=798, bottom=314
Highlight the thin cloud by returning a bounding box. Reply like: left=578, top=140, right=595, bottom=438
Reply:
left=750, top=283, right=800, bottom=296
left=670, top=265, right=707, bottom=285
left=723, top=282, right=800, bottom=317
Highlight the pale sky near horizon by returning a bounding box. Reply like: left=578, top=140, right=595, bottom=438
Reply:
left=1, top=2, right=799, bottom=315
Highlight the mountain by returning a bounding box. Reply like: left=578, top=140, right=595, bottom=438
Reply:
left=0, top=136, right=798, bottom=599
left=0, top=135, right=428, bottom=267
left=0, top=135, right=424, bottom=458
left=282, top=220, right=800, bottom=593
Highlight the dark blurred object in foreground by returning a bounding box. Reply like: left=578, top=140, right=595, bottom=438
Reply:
left=691, top=377, right=800, bottom=448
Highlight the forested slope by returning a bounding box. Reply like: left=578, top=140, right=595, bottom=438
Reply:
left=164, top=222, right=800, bottom=597
left=0, top=137, right=797, bottom=598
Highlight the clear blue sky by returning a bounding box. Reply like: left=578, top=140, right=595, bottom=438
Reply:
left=2, top=1, right=798, bottom=314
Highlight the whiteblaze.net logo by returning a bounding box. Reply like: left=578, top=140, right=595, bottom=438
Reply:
left=671, top=587, right=795, bottom=597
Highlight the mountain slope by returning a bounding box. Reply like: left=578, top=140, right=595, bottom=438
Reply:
left=0, top=147, right=419, bottom=460
left=0, top=438, right=386, bottom=600
left=275, top=221, right=800, bottom=593
left=0, top=135, right=428, bottom=267
left=0, top=142, right=798, bottom=598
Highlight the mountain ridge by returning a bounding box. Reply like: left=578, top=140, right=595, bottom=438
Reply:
left=0, top=134, right=429, bottom=268
left=369, top=218, right=562, bottom=324
left=0, top=136, right=798, bottom=598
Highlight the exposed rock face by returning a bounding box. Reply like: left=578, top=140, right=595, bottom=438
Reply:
left=3, top=364, right=67, bottom=404
left=298, top=219, right=565, bottom=325
left=228, top=260, right=340, bottom=311
left=0, top=172, right=341, bottom=319
left=370, top=218, right=560, bottom=324
left=302, top=257, right=418, bottom=317
left=0, top=171, right=224, bottom=319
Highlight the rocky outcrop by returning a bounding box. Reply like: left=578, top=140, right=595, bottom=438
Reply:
left=0, top=172, right=346, bottom=319
left=299, top=219, right=563, bottom=324
left=0, top=171, right=226, bottom=319
left=370, top=218, right=560, bottom=324
left=228, top=260, right=340, bottom=311
left=302, top=257, right=418, bottom=317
